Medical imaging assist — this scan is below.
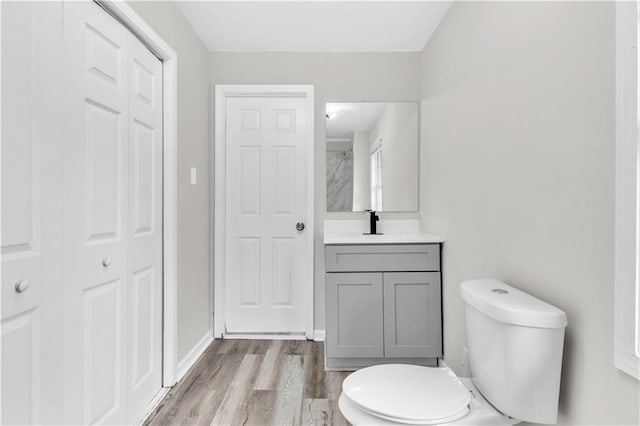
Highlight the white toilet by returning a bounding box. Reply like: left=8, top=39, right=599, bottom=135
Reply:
left=339, top=279, right=567, bottom=425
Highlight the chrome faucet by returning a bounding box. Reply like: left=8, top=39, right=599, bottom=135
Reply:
left=364, top=210, right=381, bottom=235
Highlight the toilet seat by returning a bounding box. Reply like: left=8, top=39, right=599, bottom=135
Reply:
left=339, top=368, right=520, bottom=426
left=341, top=364, right=471, bottom=425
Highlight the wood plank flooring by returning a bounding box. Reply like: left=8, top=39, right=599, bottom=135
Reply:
left=144, top=339, right=351, bottom=426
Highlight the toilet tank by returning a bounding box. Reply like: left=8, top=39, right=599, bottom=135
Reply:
left=461, top=279, right=567, bottom=424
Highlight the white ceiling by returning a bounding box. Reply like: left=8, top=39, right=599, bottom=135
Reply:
left=176, top=1, right=453, bottom=53
left=326, top=102, right=386, bottom=139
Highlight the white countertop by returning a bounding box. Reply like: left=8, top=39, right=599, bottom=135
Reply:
left=323, top=219, right=445, bottom=245
left=324, top=232, right=445, bottom=245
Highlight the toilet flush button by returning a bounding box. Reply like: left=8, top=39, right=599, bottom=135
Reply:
left=492, top=288, right=508, bottom=295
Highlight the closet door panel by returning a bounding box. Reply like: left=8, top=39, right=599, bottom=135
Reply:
left=63, top=3, right=129, bottom=424
left=127, top=31, right=164, bottom=420
left=130, top=266, right=155, bottom=386
left=84, top=101, right=124, bottom=242
left=82, top=279, right=123, bottom=424
left=1, top=0, right=42, bottom=318
left=1, top=310, right=41, bottom=425
left=131, top=121, right=155, bottom=235
left=1, top=2, right=65, bottom=424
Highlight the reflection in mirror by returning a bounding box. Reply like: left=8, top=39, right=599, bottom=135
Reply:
left=326, top=102, right=419, bottom=212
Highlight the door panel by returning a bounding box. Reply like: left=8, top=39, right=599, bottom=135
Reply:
left=274, top=147, right=295, bottom=215
left=1, top=110, right=35, bottom=253
left=84, top=101, right=124, bottom=242
left=326, top=273, right=384, bottom=358
left=272, top=237, right=294, bottom=306
left=64, top=3, right=129, bottom=423
left=1, top=0, right=35, bottom=254
left=86, top=24, right=122, bottom=86
left=82, top=279, right=122, bottom=425
left=383, top=272, right=442, bottom=358
left=225, top=96, right=308, bottom=333
left=1, top=310, right=41, bottom=425
left=132, top=60, right=155, bottom=106
left=239, top=147, right=261, bottom=215
left=126, top=26, right=163, bottom=421
left=1, top=2, right=65, bottom=424
left=131, top=266, right=155, bottom=388
left=131, top=122, right=155, bottom=234
left=239, top=238, right=260, bottom=306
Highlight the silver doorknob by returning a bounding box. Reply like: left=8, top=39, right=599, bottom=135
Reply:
left=14, top=279, right=29, bottom=293
left=101, top=257, right=112, bottom=267
left=296, top=222, right=305, bottom=231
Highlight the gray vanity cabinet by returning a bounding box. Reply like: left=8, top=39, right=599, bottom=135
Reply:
left=325, top=244, right=443, bottom=370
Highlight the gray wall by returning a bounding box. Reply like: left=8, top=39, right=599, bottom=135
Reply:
left=419, top=1, right=639, bottom=424
left=369, top=102, right=419, bottom=211
left=128, top=1, right=211, bottom=361
left=210, top=52, right=421, bottom=328
left=352, top=130, right=371, bottom=211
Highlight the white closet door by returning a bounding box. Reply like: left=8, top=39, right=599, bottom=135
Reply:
left=126, top=28, right=164, bottom=420
left=63, top=2, right=129, bottom=423
left=1, top=2, right=162, bottom=424
left=1, top=2, right=65, bottom=424
left=63, top=3, right=164, bottom=423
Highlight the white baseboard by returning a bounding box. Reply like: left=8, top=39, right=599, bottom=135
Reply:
left=176, top=330, right=214, bottom=382
left=222, top=331, right=325, bottom=341
left=137, top=386, right=170, bottom=425
left=223, top=333, right=307, bottom=340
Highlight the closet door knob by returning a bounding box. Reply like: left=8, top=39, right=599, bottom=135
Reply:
left=14, top=279, right=29, bottom=293
left=296, top=222, right=305, bottom=231
left=101, top=257, right=112, bottom=268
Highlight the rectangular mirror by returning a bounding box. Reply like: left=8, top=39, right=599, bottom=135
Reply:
left=326, top=102, right=419, bottom=212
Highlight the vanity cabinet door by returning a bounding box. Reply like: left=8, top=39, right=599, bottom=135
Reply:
left=326, top=272, right=384, bottom=358
left=383, top=272, right=442, bottom=358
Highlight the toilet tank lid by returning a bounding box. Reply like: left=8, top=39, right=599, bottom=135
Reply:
left=461, top=279, right=567, bottom=329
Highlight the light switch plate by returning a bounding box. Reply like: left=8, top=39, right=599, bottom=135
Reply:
left=190, top=167, right=197, bottom=185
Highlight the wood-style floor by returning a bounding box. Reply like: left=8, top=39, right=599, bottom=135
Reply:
left=144, top=339, right=351, bottom=426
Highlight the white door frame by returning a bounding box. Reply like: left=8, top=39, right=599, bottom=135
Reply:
left=213, top=85, right=315, bottom=339
left=96, top=0, right=178, bottom=387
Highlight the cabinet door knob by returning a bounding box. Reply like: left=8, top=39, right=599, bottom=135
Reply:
left=296, top=222, right=305, bottom=232
left=14, top=279, right=29, bottom=293
left=101, top=257, right=112, bottom=267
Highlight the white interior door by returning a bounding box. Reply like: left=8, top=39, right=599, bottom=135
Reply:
left=225, top=96, right=309, bottom=334
left=1, top=2, right=65, bottom=424
left=63, top=2, right=163, bottom=423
